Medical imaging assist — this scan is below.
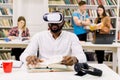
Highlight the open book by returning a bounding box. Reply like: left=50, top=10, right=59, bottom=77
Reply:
left=27, top=58, right=73, bottom=72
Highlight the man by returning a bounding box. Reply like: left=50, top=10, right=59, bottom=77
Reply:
left=20, top=12, right=87, bottom=66
left=72, top=1, right=91, bottom=41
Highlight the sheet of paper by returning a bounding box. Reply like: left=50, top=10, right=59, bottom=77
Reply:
left=40, top=56, right=63, bottom=66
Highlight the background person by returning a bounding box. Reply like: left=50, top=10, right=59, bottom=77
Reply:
left=94, top=5, right=111, bottom=63
left=8, top=16, right=30, bottom=60
left=72, top=1, right=90, bottom=41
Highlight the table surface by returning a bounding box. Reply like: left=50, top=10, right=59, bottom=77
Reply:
left=0, top=40, right=119, bottom=45
left=81, top=42, right=120, bottom=47
left=0, top=64, right=119, bottom=80
left=0, top=40, right=119, bottom=48
left=0, top=41, right=120, bottom=75
left=0, top=40, right=28, bottom=48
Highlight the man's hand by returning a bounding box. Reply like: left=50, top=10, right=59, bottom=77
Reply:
left=61, top=56, right=78, bottom=66
left=26, top=55, right=43, bottom=65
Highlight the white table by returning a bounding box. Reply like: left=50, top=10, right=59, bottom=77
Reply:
left=0, top=41, right=120, bottom=75
left=0, top=64, right=119, bottom=80
left=0, top=40, right=28, bottom=48
left=80, top=42, right=120, bottom=74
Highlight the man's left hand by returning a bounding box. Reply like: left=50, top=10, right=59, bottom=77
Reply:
left=61, top=56, right=78, bottom=66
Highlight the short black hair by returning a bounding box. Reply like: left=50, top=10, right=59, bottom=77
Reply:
left=78, top=1, right=86, bottom=6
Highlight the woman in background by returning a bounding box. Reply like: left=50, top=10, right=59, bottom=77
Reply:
left=94, top=5, right=111, bottom=63
left=8, top=16, right=30, bottom=60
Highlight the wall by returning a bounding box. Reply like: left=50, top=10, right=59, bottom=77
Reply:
left=13, top=0, right=48, bottom=36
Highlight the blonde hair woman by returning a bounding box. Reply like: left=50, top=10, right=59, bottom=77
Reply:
left=8, top=16, right=30, bottom=40
left=8, top=16, right=30, bottom=60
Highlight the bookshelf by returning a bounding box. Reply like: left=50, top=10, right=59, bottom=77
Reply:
left=49, top=0, right=78, bottom=30
left=0, top=51, right=11, bottom=60
left=117, top=1, right=120, bottom=42
left=48, top=0, right=119, bottom=42
left=0, top=0, right=13, bottom=60
left=0, top=0, right=13, bottom=38
left=0, top=0, right=49, bottom=60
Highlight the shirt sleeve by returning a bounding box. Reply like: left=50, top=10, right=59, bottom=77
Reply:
left=8, top=28, right=14, bottom=36
left=70, top=34, right=87, bottom=63
left=72, top=12, right=78, bottom=17
left=20, top=33, right=39, bottom=63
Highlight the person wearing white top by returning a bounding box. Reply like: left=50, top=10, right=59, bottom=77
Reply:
left=20, top=12, right=87, bottom=66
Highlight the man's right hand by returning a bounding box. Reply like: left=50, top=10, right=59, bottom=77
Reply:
left=26, top=55, right=43, bottom=65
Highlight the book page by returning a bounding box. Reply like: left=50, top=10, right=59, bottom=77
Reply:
left=27, top=56, right=73, bottom=72
left=40, top=56, right=63, bottom=66
left=28, top=56, right=63, bottom=69
left=27, top=63, right=73, bottom=72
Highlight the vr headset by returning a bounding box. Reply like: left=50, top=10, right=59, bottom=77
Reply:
left=43, top=12, right=64, bottom=23
left=74, top=63, right=102, bottom=77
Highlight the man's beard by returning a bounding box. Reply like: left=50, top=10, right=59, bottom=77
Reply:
left=49, top=24, right=63, bottom=33
left=51, top=27, right=62, bottom=33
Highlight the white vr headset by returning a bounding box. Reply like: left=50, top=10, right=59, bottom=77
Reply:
left=43, top=12, right=64, bottom=23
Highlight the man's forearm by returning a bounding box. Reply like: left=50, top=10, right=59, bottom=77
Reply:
left=82, top=21, right=90, bottom=26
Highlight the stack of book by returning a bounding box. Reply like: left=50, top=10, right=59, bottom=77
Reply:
left=0, top=52, right=11, bottom=60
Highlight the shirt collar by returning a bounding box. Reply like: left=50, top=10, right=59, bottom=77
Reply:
left=48, top=31, right=63, bottom=40
left=78, top=9, right=86, bottom=16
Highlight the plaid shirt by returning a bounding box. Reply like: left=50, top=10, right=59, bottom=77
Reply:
left=9, top=26, right=30, bottom=37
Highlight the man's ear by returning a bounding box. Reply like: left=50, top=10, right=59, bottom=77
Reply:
left=62, top=21, right=65, bottom=26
